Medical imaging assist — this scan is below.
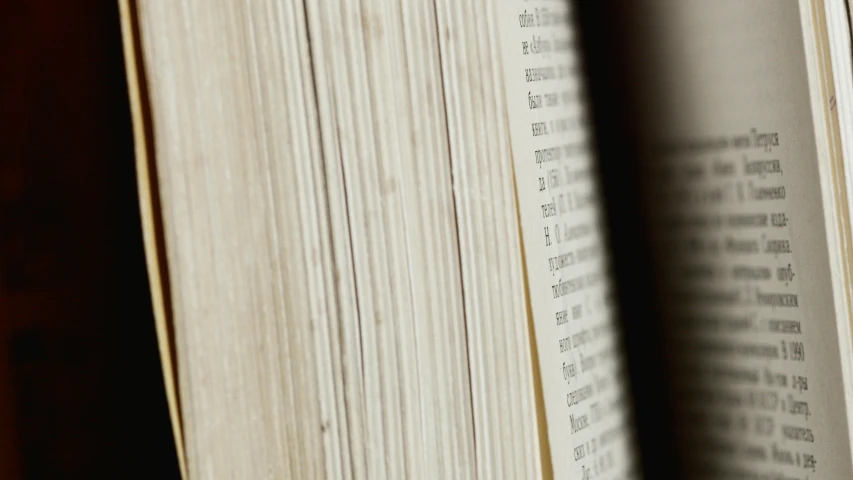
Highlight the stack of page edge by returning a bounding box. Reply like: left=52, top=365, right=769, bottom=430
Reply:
left=119, top=0, right=546, bottom=478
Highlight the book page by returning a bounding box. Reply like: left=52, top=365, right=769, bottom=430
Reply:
left=626, top=1, right=853, bottom=478
left=497, top=2, right=637, bottom=478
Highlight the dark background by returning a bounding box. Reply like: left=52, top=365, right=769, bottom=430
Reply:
left=0, top=0, right=179, bottom=477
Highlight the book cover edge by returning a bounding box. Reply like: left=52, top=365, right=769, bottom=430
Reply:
left=117, top=1, right=188, bottom=477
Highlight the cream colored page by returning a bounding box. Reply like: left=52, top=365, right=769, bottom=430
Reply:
left=630, top=1, right=853, bottom=478
left=497, top=2, right=637, bottom=478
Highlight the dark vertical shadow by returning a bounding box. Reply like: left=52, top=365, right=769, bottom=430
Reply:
left=573, top=3, right=680, bottom=479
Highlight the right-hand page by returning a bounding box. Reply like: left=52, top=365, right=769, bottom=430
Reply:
left=625, top=1, right=853, bottom=478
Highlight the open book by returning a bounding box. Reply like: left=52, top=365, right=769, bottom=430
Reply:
left=119, top=0, right=853, bottom=478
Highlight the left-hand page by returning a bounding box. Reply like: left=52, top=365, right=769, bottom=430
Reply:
left=496, top=1, right=639, bottom=478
